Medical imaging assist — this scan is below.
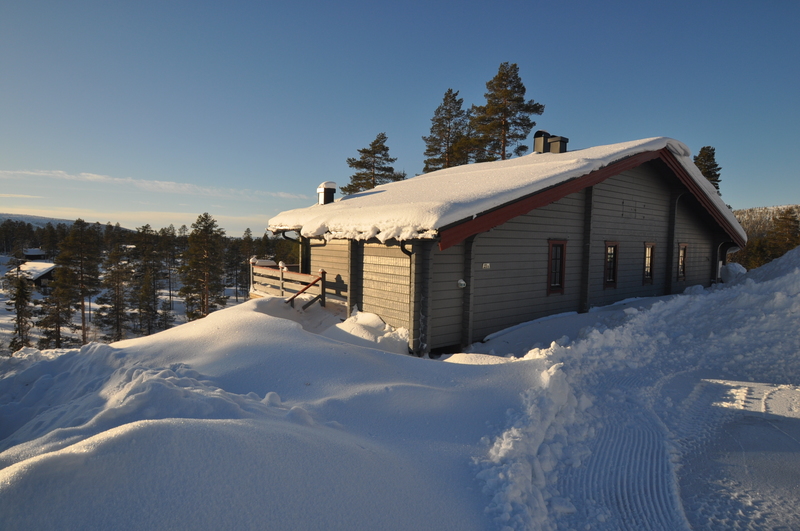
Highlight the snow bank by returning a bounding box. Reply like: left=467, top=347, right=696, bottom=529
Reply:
left=3, top=246, right=800, bottom=530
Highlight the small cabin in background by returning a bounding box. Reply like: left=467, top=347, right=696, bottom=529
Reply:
left=23, top=248, right=47, bottom=261
left=266, top=136, right=746, bottom=356
left=5, top=261, right=56, bottom=288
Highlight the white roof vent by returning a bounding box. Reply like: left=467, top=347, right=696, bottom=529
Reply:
left=317, top=181, right=337, bottom=205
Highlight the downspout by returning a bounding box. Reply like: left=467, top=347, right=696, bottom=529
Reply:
left=460, top=235, right=476, bottom=348
left=579, top=186, right=594, bottom=313
left=666, top=192, right=685, bottom=295
left=399, top=242, right=423, bottom=356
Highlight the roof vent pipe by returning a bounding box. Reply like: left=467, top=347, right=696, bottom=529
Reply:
left=317, top=181, right=337, bottom=205
left=533, top=130, right=569, bottom=153
left=548, top=135, right=569, bottom=153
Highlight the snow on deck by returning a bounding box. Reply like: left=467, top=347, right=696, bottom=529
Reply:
left=269, top=137, right=745, bottom=244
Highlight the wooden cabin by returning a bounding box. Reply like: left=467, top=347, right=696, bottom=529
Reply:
left=268, top=136, right=746, bottom=355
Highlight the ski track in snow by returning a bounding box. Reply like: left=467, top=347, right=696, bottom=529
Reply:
left=555, top=371, right=690, bottom=531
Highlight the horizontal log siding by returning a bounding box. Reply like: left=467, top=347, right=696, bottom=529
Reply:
left=309, top=239, right=349, bottom=299
left=471, top=192, right=586, bottom=340
left=588, top=165, right=673, bottom=306
left=361, top=243, right=411, bottom=329
left=429, top=242, right=464, bottom=348
left=674, top=197, right=717, bottom=288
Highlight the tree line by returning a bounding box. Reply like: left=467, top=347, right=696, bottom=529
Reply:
left=340, top=61, right=725, bottom=196
left=729, top=207, right=800, bottom=270
left=3, top=214, right=299, bottom=354
left=341, top=62, right=545, bottom=194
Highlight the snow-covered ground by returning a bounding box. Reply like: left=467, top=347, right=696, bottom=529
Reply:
left=2, top=248, right=800, bottom=530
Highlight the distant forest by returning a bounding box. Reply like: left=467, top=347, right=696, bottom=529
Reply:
left=1, top=214, right=299, bottom=355
left=730, top=205, right=800, bottom=270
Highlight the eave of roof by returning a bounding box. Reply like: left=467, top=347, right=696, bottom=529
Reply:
left=437, top=147, right=747, bottom=250
left=268, top=137, right=746, bottom=250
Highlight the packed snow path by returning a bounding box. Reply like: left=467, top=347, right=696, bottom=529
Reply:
left=472, top=250, right=800, bottom=529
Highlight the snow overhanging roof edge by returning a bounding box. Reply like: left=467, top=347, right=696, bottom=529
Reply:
left=268, top=137, right=747, bottom=250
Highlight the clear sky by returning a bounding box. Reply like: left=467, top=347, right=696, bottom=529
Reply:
left=2, top=0, right=799, bottom=236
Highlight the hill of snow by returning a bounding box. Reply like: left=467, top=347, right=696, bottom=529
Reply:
left=734, top=204, right=800, bottom=237
left=0, top=213, right=76, bottom=228
left=2, top=248, right=800, bottom=529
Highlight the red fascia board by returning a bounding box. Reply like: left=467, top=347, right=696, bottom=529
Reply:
left=657, top=148, right=746, bottom=248
left=437, top=150, right=662, bottom=250
left=437, top=148, right=745, bottom=250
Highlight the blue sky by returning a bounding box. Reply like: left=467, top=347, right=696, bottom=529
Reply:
left=1, top=0, right=798, bottom=236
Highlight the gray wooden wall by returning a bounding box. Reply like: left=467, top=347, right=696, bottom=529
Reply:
left=426, top=160, right=727, bottom=348
left=309, top=239, right=350, bottom=299
left=361, top=243, right=411, bottom=330
left=304, top=161, right=732, bottom=353
left=587, top=165, right=673, bottom=307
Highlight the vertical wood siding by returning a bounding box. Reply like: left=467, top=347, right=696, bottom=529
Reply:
left=361, top=243, right=411, bottom=330
left=470, top=191, right=586, bottom=340
left=588, top=164, right=673, bottom=307
left=309, top=239, right=350, bottom=299
left=429, top=242, right=464, bottom=348
left=674, top=196, right=717, bottom=288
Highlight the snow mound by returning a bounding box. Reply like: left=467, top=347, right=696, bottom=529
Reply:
left=320, top=310, right=410, bottom=355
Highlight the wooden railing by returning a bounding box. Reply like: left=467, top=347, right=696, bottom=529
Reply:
left=251, top=262, right=326, bottom=310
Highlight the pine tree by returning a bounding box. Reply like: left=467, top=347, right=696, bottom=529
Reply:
left=129, top=225, right=162, bottom=334
left=158, top=225, right=178, bottom=310
left=135, top=269, right=159, bottom=335
left=158, top=298, right=175, bottom=330
left=224, top=236, right=245, bottom=302
left=471, top=62, right=544, bottom=161
left=239, top=228, right=255, bottom=299
left=422, top=89, right=470, bottom=172
left=56, top=219, right=102, bottom=344
left=340, top=133, right=406, bottom=195
left=37, top=265, right=78, bottom=349
left=94, top=244, right=132, bottom=342
left=179, top=213, right=228, bottom=320
left=694, top=146, right=722, bottom=190
left=7, top=275, right=34, bottom=353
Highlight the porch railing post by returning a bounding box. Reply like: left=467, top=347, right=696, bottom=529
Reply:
left=319, top=269, right=326, bottom=307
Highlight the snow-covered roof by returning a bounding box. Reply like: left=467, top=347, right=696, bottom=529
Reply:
left=5, top=261, right=56, bottom=281
left=269, top=137, right=746, bottom=247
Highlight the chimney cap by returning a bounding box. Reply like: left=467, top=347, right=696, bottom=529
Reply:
left=317, top=181, right=337, bottom=192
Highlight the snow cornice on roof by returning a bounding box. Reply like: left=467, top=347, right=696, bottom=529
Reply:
left=268, top=137, right=746, bottom=250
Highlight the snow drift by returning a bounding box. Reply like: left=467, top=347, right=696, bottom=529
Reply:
left=3, top=246, right=800, bottom=530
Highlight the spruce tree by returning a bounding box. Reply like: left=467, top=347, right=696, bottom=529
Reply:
left=56, top=219, right=102, bottom=344
left=7, top=275, right=34, bottom=353
left=179, top=213, right=227, bottom=320
left=471, top=62, right=544, bottom=161
left=422, top=89, right=470, bottom=172
left=694, top=146, right=722, bottom=190
left=341, top=133, right=406, bottom=195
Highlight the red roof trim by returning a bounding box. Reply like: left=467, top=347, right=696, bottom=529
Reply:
left=657, top=148, right=746, bottom=248
left=437, top=151, right=661, bottom=250
left=437, top=148, right=745, bottom=250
